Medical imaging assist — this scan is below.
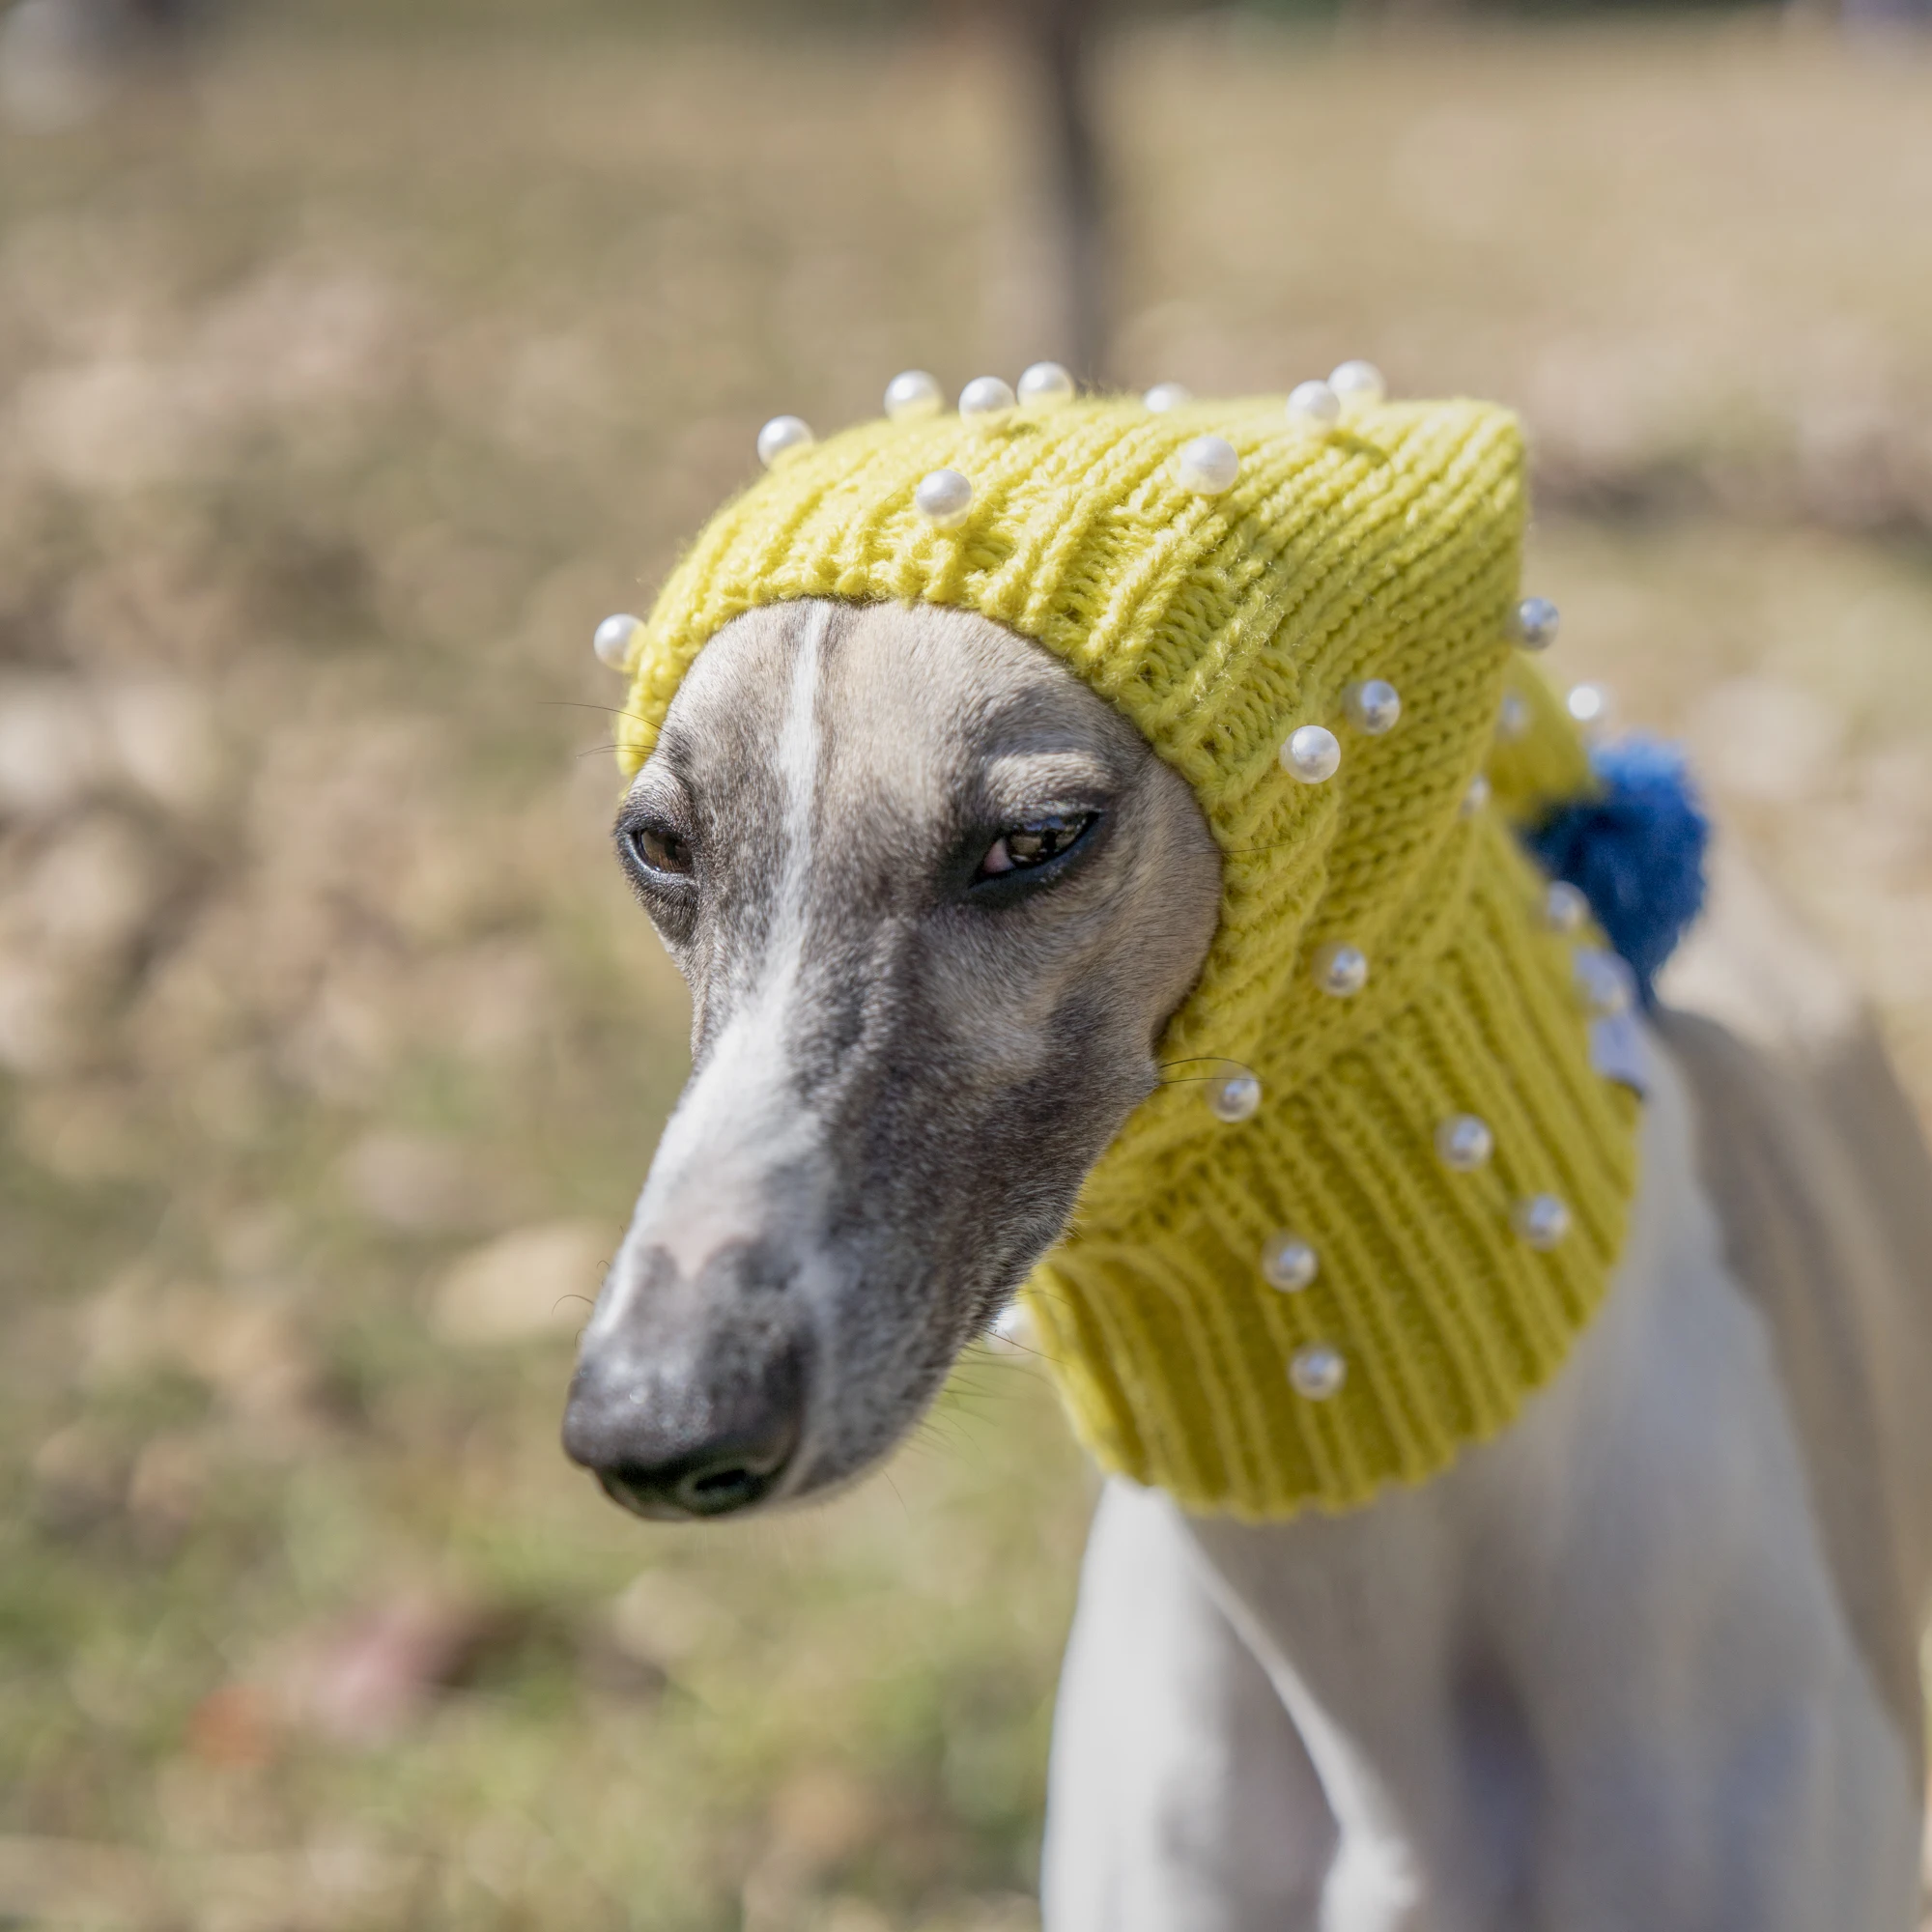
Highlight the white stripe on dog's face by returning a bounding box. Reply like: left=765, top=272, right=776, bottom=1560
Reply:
left=756, top=593, right=830, bottom=1038
left=585, top=603, right=834, bottom=1344
left=565, top=599, right=1222, bottom=1519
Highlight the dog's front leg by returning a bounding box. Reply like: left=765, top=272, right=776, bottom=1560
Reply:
left=1041, top=1479, right=1337, bottom=1932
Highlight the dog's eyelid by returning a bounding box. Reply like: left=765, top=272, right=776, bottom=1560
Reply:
left=622, top=765, right=691, bottom=816
left=979, top=749, right=1118, bottom=801
left=987, top=798, right=1110, bottom=831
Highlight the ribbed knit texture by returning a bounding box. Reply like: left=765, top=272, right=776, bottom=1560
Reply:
left=618, top=393, right=1638, bottom=1519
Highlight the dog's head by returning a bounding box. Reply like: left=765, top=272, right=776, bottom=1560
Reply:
left=559, top=390, right=1571, bottom=1520
left=562, top=597, right=1221, bottom=1519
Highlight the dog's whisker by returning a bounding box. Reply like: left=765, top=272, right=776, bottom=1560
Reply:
left=540, top=698, right=658, bottom=726
left=1154, top=1056, right=1256, bottom=1090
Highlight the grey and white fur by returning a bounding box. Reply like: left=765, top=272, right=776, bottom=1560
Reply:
left=564, top=596, right=1932, bottom=1929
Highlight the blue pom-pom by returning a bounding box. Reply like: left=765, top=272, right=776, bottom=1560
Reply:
left=1521, top=737, right=1710, bottom=1006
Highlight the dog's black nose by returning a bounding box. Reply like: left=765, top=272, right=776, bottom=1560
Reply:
left=561, top=1333, right=805, bottom=1522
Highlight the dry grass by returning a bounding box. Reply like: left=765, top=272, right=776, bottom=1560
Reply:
left=2, top=14, right=1930, bottom=1930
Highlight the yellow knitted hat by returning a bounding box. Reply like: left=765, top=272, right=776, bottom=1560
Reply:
left=614, top=386, right=1637, bottom=1520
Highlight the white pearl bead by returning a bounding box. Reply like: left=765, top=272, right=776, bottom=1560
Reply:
left=1461, top=772, right=1492, bottom=818
left=592, top=612, right=640, bottom=670
left=1209, top=1069, right=1263, bottom=1123
left=1144, top=381, right=1192, bottom=412
left=915, top=468, right=975, bottom=529
left=1261, top=1233, right=1319, bottom=1293
left=1329, top=359, right=1386, bottom=407
left=756, top=414, right=814, bottom=469
left=1343, top=679, right=1401, bottom=735
left=1281, top=724, right=1341, bottom=783
left=1543, top=880, right=1590, bottom=934
left=1286, top=380, right=1342, bottom=427
left=1513, top=1193, right=1572, bottom=1251
left=1567, top=683, right=1610, bottom=729
left=1575, top=948, right=1635, bottom=1018
left=1290, top=1344, right=1347, bottom=1401
left=1017, top=360, right=1076, bottom=409
left=1435, top=1113, right=1494, bottom=1172
left=884, top=369, right=943, bottom=422
left=1495, top=692, right=1530, bottom=743
left=1513, top=596, right=1561, bottom=651
left=1312, top=942, right=1369, bottom=998
left=958, top=375, right=1016, bottom=419
left=1177, top=434, right=1240, bottom=496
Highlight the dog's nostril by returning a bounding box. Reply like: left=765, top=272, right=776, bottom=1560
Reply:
left=675, top=1457, right=775, bottom=1516
left=597, top=1468, right=692, bottom=1522
left=594, top=1438, right=793, bottom=1521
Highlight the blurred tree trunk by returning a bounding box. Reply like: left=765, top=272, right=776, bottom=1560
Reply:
left=0, top=0, right=202, bottom=129
left=1022, top=0, right=1111, bottom=385
left=940, top=0, right=1112, bottom=384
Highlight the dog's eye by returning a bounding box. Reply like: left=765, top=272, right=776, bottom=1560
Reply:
left=630, top=823, right=694, bottom=877
left=978, top=813, right=1094, bottom=879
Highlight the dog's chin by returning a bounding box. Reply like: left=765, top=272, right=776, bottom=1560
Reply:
left=762, top=1350, right=980, bottom=1515
left=775, top=1413, right=938, bottom=1510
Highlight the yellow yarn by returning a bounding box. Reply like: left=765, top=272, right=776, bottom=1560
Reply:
left=617, top=392, right=1637, bottom=1519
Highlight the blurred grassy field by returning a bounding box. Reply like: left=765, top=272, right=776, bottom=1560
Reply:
left=2, top=14, right=1931, bottom=1931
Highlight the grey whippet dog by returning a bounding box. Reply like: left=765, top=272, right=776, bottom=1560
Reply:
left=563, top=594, right=1932, bottom=1928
